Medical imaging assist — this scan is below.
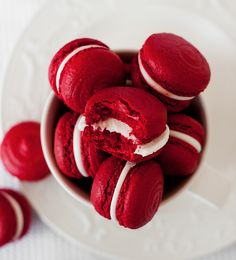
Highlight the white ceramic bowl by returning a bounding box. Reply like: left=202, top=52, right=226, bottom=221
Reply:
left=41, top=90, right=218, bottom=208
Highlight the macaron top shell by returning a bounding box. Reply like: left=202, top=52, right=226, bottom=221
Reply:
left=168, top=114, right=205, bottom=148
left=60, top=48, right=126, bottom=113
left=48, top=38, right=108, bottom=97
left=0, top=122, right=50, bottom=181
left=85, top=87, right=167, bottom=142
left=140, top=33, right=211, bottom=97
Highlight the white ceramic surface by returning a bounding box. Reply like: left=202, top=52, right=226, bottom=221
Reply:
left=1, top=0, right=236, bottom=259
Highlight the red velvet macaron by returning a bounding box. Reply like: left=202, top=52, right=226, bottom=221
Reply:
left=48, top=38, right=126, bottom=113
left=1, top=122, right=49, bottom=181
left=54, top=111, right=107, bottom=178
left=79, top=87, right=169, bottom=162
left=0, top=189, right=31, bottom=246
left=157, top=114, right=206, bottom=176
left=131, top=33, right=211, bottom=112
left=91, top=156, right=164, bottom=229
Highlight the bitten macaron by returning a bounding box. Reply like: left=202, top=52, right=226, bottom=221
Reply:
left=78, top=87, right=169, bottom=162
left=1, top=122, right=49, bottom=181
left=54, top=111, right=107, bottom=178
left=131, top=33, right=211, bottom=112
left=48, top=38, right=126, bottom=113
left=157, top=114, right=206, bottom=176
left=91, top=156, right=164, bottom=229
left=0, top=189, right=31, bottom=246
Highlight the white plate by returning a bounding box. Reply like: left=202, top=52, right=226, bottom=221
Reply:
left=1, top=0, right=236, bottom=259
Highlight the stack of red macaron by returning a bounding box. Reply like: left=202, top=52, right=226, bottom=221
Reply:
left=49, top=33, right=210, bottom=229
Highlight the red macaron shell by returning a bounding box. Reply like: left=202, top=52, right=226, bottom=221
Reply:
left=116, top=160, right=164, bottom=229
left=132, top=33, right=211, bottom=112
left=141, top=33, right=211, bottom=96
left=91, top=157, right=164, bottom=229
left=167, top=114, right=205, bottom=146
left=0, top=193, right=17, bottom=246
left=80, top=132, right=109, bottom=178
left=54, top=111, right=83, bottom=179
left=83, top=87, right=167, bottom=162
left=157, top=114, right=205, bottom=176
left=48, top=38, right=108, bottom=98
left=91, top=157, right=125, bottom=219
left=60, top=47, right=126, bottom=113
left=0, top=122, right=50, bottom=181
left=0, top=189, right=31, bottom=239
left=131, top=55, right=192, bottom=112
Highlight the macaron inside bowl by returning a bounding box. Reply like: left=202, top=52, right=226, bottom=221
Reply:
left=157, top=114, right=206, bottom=176
left=54, top=111, right=107, bottom=178
left=78, top=87, right=169, bottom=162
left=131, top=33, right=211, bottom=112
left=91, top=156, right=164, bottom=229
left=48, top=38, right=126, bottom=113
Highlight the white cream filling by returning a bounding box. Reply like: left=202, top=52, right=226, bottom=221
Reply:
left=56, top=44, right=107, bottom=92
left=137, top=52, right=194, bottom=101
left=78, top=116, right=169, bottom=157
left=110, top=162, right=136, bottom=223
left=134, top=125, right=169, bottom=156
left=73, top=115, right=88, bottom=177
left=170, top=129, right=202, bottom=153
left=1, top=192, right=24, bottom=240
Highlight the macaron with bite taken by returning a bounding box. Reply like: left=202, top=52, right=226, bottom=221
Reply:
left=79, top=87, right=169, bottom=162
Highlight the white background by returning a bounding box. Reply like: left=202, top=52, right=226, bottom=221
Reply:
left=1, top=0, right=236, bottom=259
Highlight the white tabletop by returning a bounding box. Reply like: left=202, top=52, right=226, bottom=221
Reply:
left=1, top=0, right=236, bottom=259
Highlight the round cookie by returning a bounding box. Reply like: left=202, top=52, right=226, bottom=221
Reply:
left=91, top=156, right=164, bottom=229
left=79, top=87, right=169, bottom=162
left=131, top=33, right=211, bottom=112
left=1, top=122, right=50, bottom=181
left=157, top=114, right=206, bottom=176
left=48, top=38, right=126, bottom=113
left=54, top=112, right=107, bottom=178
left=0, top=189, right=31, bottom=246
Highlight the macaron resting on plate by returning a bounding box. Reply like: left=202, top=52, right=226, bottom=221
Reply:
left=78, top=87, right=169, bottom=162
left=0, top=122, right=49, bottom=181
left=0, top=189, right=31, bottom=246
